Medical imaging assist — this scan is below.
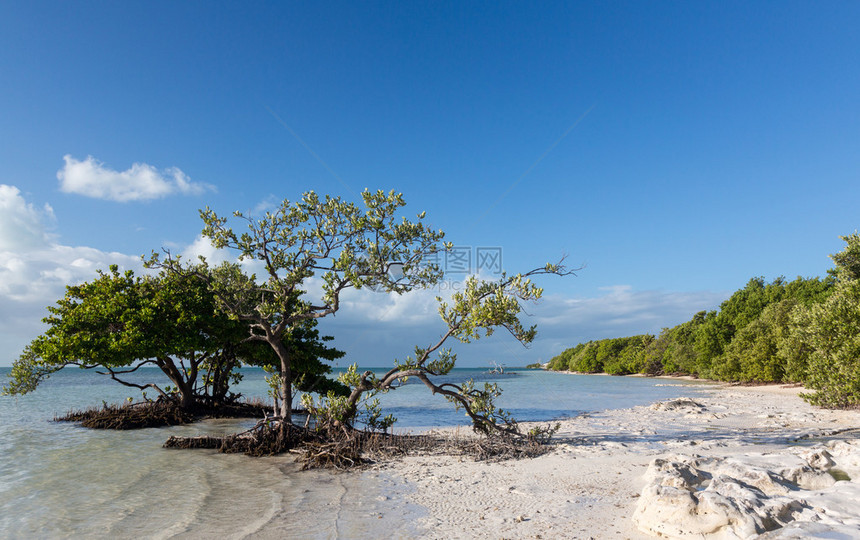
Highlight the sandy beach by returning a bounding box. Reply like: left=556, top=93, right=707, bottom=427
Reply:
left=366, top=381, right=860, bottom=539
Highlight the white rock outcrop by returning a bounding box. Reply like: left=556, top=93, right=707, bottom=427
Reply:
left=633, top=442, right=860, bottom=539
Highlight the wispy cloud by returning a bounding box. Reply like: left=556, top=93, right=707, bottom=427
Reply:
left=57, top=155, right=215, bottom=202
left=250, top=195, right=279, bottom=217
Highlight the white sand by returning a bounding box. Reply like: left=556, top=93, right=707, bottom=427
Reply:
left=369, top=383, right=860, bottom=539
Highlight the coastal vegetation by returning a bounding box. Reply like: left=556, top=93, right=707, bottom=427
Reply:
left=3, top=189, right=568, bottom=464
left=307, top=266, right=570, bottom=438
left=547, top=233, right=860, bottom=408
left=3, top=261, right=345, bottom=423
left=147, top=189, right=448, bottom=425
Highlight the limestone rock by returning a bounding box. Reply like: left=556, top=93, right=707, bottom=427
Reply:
left=650, top=397, right=706, bottom=412
left=632, top=446, right=854, bottom=539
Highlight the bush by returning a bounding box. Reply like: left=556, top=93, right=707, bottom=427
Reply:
left=716, top=299, right=796, bottom=383
left=796, top=279, right=860, bottom=407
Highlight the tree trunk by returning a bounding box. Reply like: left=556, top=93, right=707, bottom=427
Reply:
left=178, top=385, right=194, bottom=410
left=272, top=340, right=292, bottom=424
left=343, top=371, right=376, bottom=425
left=156, top=356, right=196, bottom=411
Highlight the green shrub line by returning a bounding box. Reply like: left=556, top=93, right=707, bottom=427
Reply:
left=546, top=233, right=860, bottom=409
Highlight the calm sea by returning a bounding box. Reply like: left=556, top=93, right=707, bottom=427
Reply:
left=0, top=366, right=710, bottom=538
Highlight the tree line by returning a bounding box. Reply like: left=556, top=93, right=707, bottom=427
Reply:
left=547, top=233, right=860, bottom=408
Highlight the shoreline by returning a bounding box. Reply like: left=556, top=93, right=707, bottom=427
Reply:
left=5, top=369, right=858, bottom=538
left=367, top=382, right=860, bottom=538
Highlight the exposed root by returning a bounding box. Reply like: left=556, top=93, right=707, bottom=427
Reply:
left=453, top=435, right=554, bottom=461
left=296, top=429, right=554, bottom=469
left=57, top=401, right=195, bottom=429
left=56, top=399, right=271, bottom=430
left=298, top=438, right=365, bottom=470
left=164, top=420, right=316, bottom=456
left=61, top=400, right=554, bottom=467
left=163, top=435, right=226, bottom=449
left=202, top=399, right=272, bottom=419
left=163, top=419, right=555, bottom=469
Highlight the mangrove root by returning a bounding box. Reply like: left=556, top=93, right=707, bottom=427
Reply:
left=56, top=399, right=272, bottom=430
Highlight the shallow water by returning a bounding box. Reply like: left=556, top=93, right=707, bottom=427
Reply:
left=370, top=369, right=715, bottom=431
left=0, top=367, right=710, bottom=537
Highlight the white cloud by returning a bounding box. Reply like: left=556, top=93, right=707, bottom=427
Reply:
left=182, top=235, right=233, bottom=266
left=316, top=269, right=509, bottom=328
left=180, top=235, right=268, bottom=278
left=530, top=286, right=728, bottom=356
left=0, top=186, right=141, bottom=364
left=333, top=284, right=442, bottom=325
left=320, top=281, right=729, bottom=368
left=57, top=155, right=214, bottom=202
left=0, top=185, right=55, bottom=251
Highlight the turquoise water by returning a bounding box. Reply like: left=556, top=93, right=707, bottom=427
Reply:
left=0, top=366, right=711, bottom=538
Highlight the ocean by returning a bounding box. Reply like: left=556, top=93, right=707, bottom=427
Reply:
left=0, top=366, right=711, bottom=538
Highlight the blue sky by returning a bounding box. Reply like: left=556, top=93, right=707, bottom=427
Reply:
left=1, top=2, right=858, bottom=367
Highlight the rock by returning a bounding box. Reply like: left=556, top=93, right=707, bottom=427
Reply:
left=798, top=448, right=835, bottom=471
left=710, top=459, right=792, bottom=496
left=642, top=455, right=708, bottom=489
left=633, top=483, right=723, bottom=538
left=826, top=440, right=860, bottom=479
left=757, top=520, right=860, bottom=539
left=633, top=443, right=860, bottom=538
left=633, top=455, right=811, bottom=539
left=650, top=397, right=706, bottom=412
